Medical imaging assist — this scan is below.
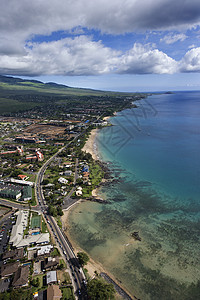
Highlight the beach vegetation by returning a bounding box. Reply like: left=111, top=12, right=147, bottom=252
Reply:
left=87, top=278, right=115, bottom=300
left=77, top=251, right=89, bottom=266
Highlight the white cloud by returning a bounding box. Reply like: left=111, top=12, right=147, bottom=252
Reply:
left=179, top=47, right=200, bottom=72
left=0, top=0, right=200, bottom=77
left=0, top=36, right=120, bottom=76
left=160, top=33, right=187, bottom=44
left=0, top=39, right=179, bottom=76
left=0, top=0, right=200, bottom=53
left=118, top=43, right=177, bottom=74
left=188, top=44, right=196, bottom=49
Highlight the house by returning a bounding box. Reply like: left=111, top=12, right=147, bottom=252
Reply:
left=2, top=248, right=24, bottom=261
left=47, top=285, right=62, bottom=300
left=64, top=170, right=72, bottom=176
left=37, top=245, right=53, bottom=256
left=58, top=177, right=68, bottom=185
left=18, top=174, right=29, bottom=181
left=12, top=265, right=29, bottom=288
left=41, top=257, right=59, bottom=271
left=0, top=262, right=20, bottom=278
left=46, top=271, right=57, bottom=285
left=76, top=186, right=83, bottom=196
left=36, top=150, right=44, bottom=161
left=82, top=164, right=89, bottom=173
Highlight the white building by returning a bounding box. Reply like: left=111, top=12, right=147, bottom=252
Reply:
left=37, top=245, right=53, bottom=256
left=9, top=210, right=29, bottom=246
left=58, top=177, right=68, bottom=184
left=46, top=270, right=57, bottom=285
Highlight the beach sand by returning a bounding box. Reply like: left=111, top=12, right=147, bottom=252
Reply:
left=61, top=127, right=129, bottom=299
left=82, top=128, right=99, bottom=160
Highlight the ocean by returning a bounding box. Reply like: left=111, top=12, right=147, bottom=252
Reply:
left=68, top=91, right=200, bottom=300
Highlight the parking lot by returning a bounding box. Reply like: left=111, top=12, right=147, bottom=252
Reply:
left=0, top=278, right=10, bottom=293
left=0, top=214, right=14, bottom=258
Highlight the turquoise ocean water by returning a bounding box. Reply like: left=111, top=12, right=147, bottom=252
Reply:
left=68, top=91, right=200, bottom=299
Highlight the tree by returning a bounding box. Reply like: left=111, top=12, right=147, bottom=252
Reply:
left=77, top=252, right=89, bottom=267
left=42, top=179, right=49, bottom=185
left=57, top=206, right=64, bottom=216
left=87, top=278, right=115, bottom=300
left=48, top=204, right=57, bottom=216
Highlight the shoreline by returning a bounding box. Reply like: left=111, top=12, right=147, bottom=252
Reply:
left=61, top=204, right=131, bottom=300
left=82, top=128, right=99, bottom=161
left=62, top=125, right=134, bottom=299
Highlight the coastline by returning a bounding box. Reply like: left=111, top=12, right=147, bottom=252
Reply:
left=82, top=128, right=99, bottom=160
left=62, top=126, right=134, bottom=299
left=61, top=204, right=130, bottom=300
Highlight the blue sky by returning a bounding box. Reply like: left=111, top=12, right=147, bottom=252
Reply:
left=1, top=0, right=200, bottom=92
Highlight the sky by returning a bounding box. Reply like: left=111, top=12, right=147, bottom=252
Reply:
left=1, top=0, right=200, bottom=92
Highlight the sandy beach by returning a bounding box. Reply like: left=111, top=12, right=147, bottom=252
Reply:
left=82, top=128, right=99, bottom=160
left=61, top=124, right=135, bottom=299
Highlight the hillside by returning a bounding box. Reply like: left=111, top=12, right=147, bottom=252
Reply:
left=0, top=75, right=147, bottom=117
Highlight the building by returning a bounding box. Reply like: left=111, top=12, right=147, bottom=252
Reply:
left=47, top=285, right=62, bottom=300
left=37, top=245, right=53, bottom=256
left=15, top=233, right=50, bottom=248
left=15, top=136, right=36, bottom=143
left=2, top=248, right=24, bottom=261
left=64, top=170, right=72, bottom=176
left=9, top=210, right=29, bottom=247
left=36, top=150, right=44, bottom=161
left=46, top=271, right=57, bottom=285
left=42, top=257, right=59, bottom=271
left=9, top=178, right=34, bottom=187
left=0, top=182, right=22, bottom=200
left=18, top=174, right=29, bottom=180
left=12, top=265, right=29, bottom=288
left=21, top=185, right=32, bottom=201
left=82, top=164, right=89, bottom=173
left=0, top=262, right=19, bottom=278
left=58, top=177, right=68, bottom=185
left=76, top=186, right=83, bottom=196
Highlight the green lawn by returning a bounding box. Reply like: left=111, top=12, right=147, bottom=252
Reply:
left=61, top=287, right=75, bottom=300
left=41, top=218, right=48, bottom=233
left=51, top=247, right=61, bottom=257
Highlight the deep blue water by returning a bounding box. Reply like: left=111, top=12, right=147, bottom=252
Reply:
left=98, top=91, right=200, bottom=202
left=69, top=91, right=200, bottom=300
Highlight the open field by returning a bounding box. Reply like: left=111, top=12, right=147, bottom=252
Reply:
left=24, top=124, right=67, bottom=136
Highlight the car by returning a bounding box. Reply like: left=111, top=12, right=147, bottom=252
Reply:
left=78, top=289, right=81, bottom=295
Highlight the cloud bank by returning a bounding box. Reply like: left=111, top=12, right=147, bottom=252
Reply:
left=1, top=0, right=200, bottom=76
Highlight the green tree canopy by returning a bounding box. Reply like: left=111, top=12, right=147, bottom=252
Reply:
left=87, top=278, right=115, bottom=300
left=77, top=251, right=89, bottom=267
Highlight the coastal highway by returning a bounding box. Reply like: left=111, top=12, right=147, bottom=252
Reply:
left=35, top=136, right=87, bottom=298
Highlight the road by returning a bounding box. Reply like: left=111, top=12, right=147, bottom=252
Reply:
left=0, top=198, right=40, bottom=212
left=35, top=136, right=87, bottom=298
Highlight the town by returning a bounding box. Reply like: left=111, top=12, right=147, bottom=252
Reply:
left=0, top=75, right=145, bottom=300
